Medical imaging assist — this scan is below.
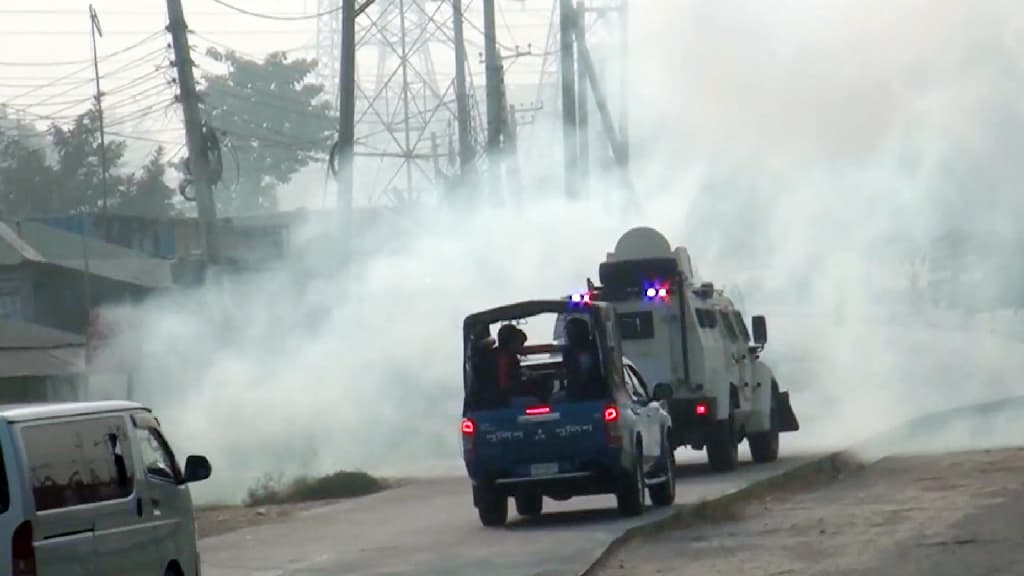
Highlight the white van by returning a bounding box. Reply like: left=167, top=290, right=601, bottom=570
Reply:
left=0, top=401, right=211, bottom=576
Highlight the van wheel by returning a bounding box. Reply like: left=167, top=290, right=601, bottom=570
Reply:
left=649, top=436, right=676, bottom=507
left=164, top=564, right=183, bottom=576
left=706, top=417, right=739, bottom=472
left=515, top=492, right=543, bottom=517
left=476, top=487, right=508, bottom=527
left=616, top=443, right=645, bottom=516
left=749, top=390, right=780, bottom=463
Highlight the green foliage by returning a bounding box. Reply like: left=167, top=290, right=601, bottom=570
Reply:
left=243, top=469, right=386, bottom=507
left=0, top=105, right=178, bottom=220
left=199, top=48, right=335, bottom=216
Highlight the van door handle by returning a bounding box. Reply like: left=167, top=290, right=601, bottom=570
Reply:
left=135, top=498, right=143, bottom=517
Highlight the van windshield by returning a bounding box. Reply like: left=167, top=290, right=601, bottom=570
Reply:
left=465, top=311, right=608, bottom=411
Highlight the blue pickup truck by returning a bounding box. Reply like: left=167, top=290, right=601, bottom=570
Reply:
left=461, top=299, right=676, bottom=527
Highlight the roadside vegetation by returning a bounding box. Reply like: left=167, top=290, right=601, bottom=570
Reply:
left=243, top=469, right=389, bottom=506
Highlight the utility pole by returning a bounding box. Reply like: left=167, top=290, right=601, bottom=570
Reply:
left=451, top=0, right=476, bottom=196
left=166, top=0, right=220, bottom=264
left=619, top=0, right=629, bottom=166
left=559, top=0, right=578, bottom=200
left=575, top=1, right=589, bottom=189
left=336, top=0, right=356, bottom=266
left=483, top=0, right=503, bottom=204
left=89, top=5, right=110, bottom=243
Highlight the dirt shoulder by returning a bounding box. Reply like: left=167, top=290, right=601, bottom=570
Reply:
left=195, top=477, right=418, bottom=540
left=196, top=500, right=336, bottom=540
left=594, top=447, right=1024, bottom=576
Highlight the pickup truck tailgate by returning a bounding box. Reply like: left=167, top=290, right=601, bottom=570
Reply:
left=468, top=401, right=612, bottom=477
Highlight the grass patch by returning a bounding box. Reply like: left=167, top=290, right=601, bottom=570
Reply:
left=244, top=469, right=388, bottom=507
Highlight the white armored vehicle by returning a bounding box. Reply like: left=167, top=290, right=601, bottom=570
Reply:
left=558, top=227, right=799, bottom=472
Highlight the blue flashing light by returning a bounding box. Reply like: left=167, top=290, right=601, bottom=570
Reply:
left=643, top=282, right=670, bottom=302
left=569, top=292, right=592, bottom=307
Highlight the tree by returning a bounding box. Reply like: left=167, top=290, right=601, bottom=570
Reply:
left=116, top=146, right=177, bottom=218
left=0, top=104, right=181, bottom=221
left=199, top=48, right=336, bottom=216
left=48, top=107, right=129, bottom=215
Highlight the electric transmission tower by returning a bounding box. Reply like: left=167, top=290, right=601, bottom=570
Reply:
left=317, top=0, right=487, bottom=207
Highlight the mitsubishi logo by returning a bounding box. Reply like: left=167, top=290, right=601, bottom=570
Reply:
left=533, top=428, right=547, bottom=441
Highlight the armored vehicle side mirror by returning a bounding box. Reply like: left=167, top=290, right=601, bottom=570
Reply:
left=752, top=315, right=767, bottom=346
left=652, top=382, right=673, bottom=402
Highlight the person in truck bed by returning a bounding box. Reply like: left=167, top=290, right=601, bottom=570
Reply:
left=496, top=324, right=527, bottom=395
left=564, top=317, right=604, bottom=401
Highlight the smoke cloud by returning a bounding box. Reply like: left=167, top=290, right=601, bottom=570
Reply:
left=94, top=0, right=1024, bottom=502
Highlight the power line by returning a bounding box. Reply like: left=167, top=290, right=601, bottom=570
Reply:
left=207, top=0, right=342, bottom=21
left=2, top=30, right=166, bottom=103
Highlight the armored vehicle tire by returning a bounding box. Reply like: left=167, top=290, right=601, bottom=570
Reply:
left=706, top=418, right=739, bottom=472
left=616, top=445, right=646, bottom=516
left=749, top=393, right=780, bottom=463
left=649, top=437, right=676, bottom=507
left=515, top=492, right=543, bottom=517
left=477, top=488, right=508, bottom=527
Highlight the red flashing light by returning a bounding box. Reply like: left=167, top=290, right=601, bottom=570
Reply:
left=695, top=402, right=708, bottom=416
left=570, top=292, right=592, bottom=305
left=525, top=406, right=552, bottom=416
left=461, top=418, right=475, bottom=435
left=603, top=406, right=619, bottom=422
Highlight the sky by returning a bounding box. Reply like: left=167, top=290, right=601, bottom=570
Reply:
left=0, top=0, right=558, bottom=178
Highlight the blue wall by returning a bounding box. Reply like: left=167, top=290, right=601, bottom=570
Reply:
left=27, top=214, right=177, bottom=260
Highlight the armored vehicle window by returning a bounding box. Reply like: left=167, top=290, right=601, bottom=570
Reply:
left=732, top=311, right=751, bottom=342
left=21, top=415, right=135, bottom=511
left=617, top=311, right=654, bottom=340
left=695, top=308, right=718, bottom=329
left=719, top=311, right=739, bottom=342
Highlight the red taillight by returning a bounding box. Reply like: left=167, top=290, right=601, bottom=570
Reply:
left=525, top=406, right=551, bottom=415
left=603, top=406, right=619, bottom=422
left=695, top=402, right=708, bottom=416
left=461, top=418, right=475, bottom=435
left=12, top=521, right=35, bottom=576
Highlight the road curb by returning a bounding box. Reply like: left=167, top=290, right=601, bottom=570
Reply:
left=580, top=451, right=864, bottom=576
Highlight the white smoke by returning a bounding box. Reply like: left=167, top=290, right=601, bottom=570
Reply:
left=94, top=0, right=1024, bottom=502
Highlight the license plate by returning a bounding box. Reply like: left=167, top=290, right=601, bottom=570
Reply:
left=530, top=463, right=559, bottom=477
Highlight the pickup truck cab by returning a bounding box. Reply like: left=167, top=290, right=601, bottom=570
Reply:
left=461, top=300, right=675, bottom=527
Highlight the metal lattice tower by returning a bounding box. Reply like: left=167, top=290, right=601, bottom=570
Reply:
left=316, top=0, right=343, bottom=109
left=536, top=1, right=627, bottom=124
left=317, top=0, right=488, bottom=206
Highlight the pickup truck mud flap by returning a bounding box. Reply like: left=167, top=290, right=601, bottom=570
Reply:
left=776, top=389, right=800, bottom=433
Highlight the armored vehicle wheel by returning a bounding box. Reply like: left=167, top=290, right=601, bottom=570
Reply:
left=749, top=389, right=780, bottom=463
left=707, top=417, right=739, bottom=472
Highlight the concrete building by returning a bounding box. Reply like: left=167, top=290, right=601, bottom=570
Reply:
left=0, top=220, right=174, bottom=334
left=0, top=317, right=85, bottom=402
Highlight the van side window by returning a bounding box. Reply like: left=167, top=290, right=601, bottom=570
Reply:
left=134, top=427, right=182, bottom=483
left=21, top=416, right=135, bottom=512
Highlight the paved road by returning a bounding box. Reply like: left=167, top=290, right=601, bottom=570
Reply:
left=200, top=453, right=817, bottom=576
